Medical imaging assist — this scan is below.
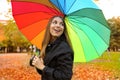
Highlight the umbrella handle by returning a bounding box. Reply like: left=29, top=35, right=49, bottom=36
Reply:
left=29, top=55, right=35, bottom=67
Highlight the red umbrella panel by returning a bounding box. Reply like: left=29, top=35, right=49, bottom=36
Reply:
left=11, top=0, right=64, bottom=49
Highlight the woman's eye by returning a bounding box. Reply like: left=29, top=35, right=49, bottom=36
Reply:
left=60, top=23, right=64, bottom=26
left=52, top=21, right=57, bottom=24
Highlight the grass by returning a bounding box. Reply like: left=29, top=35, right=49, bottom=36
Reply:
left=73, top=52, right=120, bottom=78
left=91, top=52, right=120, bottom=77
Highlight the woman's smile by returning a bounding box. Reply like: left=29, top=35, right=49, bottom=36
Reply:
left=50, top=17, right=64, bottom=38
left=53, top=28, right=62, bottom=33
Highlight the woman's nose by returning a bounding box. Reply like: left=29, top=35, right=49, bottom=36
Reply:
left=56, top=23, right=60, bottom=27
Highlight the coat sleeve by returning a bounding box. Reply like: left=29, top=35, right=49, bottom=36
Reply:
left=36, top=68, right=42, bottom=74
left=42, top=52, right=73, bottom=80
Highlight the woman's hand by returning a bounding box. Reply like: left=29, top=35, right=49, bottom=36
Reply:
left=32, top=56, right=45, bottom=70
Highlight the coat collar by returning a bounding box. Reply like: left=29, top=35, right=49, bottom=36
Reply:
left=49, top=34, right=66, bottom=47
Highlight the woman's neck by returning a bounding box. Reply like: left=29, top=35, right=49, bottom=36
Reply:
left=50, top=36, right=57, bottom=43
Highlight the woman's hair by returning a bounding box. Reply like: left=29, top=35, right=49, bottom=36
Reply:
left=40, top=16, right=71, bottom=58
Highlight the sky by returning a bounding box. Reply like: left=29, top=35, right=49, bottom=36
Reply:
left=0, top=0, right=11, bottom=20
left=95, top=0, right=120, bottom=19
left=0, top=0, right=120, bottom=20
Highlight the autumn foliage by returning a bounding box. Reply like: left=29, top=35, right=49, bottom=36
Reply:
left=0, top=53, right=119, bottom=80
left=0, top=54, right=40, bottom=80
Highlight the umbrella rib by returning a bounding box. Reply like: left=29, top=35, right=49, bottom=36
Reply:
left=19, top=18, right=49, bottom=30
left=66, top=0, right=76, bottom=14
left=13, top=11, right=55, bottom=16
left=12, top=1, right=61, bottom=15
left=69, top=16, right=110, bottom=32
left=56, top=0, right=64, bottom=13
left=64, top=0, right=66, bottom=13
left=80, top=20, right=110, bottom=47
left=69, top=19, right=108, bottom=57
left=72, top=17, right=110, bottom=46
left=67, top=8, right=110, bottom=30
left=31, top=29, right=45, bottom=41
left=48, top=0, right=62, bottom=14
left=66, top=21, right=88, bottom=60
left=49, top=0, right=63, bottom=14
left=19, top=18, right=48, bottom=40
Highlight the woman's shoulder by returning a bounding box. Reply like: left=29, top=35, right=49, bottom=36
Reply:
left=60, top=41, right=69, bottom=47
left=58, top=40, right=73, bottom=53
left=55, top=41, right=74, bottom=60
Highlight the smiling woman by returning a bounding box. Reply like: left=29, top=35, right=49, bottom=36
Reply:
left=30, top=16, right=74, bottom=80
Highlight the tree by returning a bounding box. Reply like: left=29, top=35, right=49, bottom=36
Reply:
left=107, top=16, right=120, bottom=51
left=2, top=19, right=31, bottom=52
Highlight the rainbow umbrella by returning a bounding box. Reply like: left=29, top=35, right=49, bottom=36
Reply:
left=11, top=0, right=111, bottom=62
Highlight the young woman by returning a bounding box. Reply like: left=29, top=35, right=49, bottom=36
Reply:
left=31, top=16, right=74, bottom=80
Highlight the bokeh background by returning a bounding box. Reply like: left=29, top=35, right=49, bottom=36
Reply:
left=0, top=0, right=120, bottom=80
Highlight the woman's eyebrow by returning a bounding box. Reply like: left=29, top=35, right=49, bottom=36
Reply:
left=52, top=20, right=57, bottom=22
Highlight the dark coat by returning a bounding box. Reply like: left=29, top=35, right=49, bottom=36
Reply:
left=36, top=35, right=74, bottom=80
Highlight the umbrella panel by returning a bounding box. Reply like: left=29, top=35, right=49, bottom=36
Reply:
left=11, top=0, right=110, bottom=62
left=11, top=0, right=60, bottom=12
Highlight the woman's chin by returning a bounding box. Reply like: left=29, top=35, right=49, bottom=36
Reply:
left=52, top=34, right=61, bottom=37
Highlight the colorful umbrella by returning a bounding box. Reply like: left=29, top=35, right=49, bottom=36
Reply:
left=11, top=0, right=111, bottom=62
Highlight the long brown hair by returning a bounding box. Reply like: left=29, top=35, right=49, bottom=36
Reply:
left=40, top=16, right=72, bottom=58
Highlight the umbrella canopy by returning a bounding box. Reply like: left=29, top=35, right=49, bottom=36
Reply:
left=11, top=0, right=111, bottom=62
left=11, top=0, right=64, bottom=49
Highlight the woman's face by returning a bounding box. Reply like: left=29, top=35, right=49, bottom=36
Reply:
left=50, top=17, right=64, bottom=38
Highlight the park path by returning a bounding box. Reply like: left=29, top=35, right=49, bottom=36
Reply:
left=0, top=53, right=117, bottom=80
left=0, top=53, right=40, bottom=80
